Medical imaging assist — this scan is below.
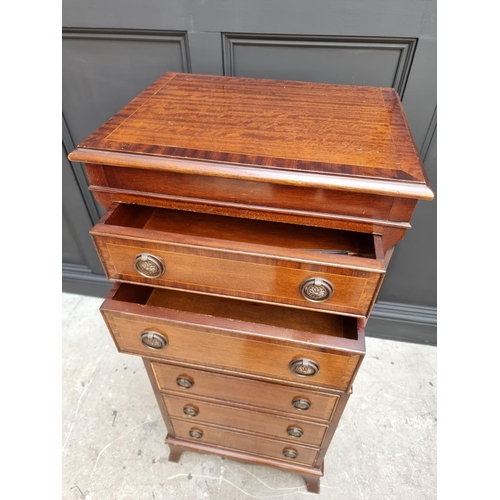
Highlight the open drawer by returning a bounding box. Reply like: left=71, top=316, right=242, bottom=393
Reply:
left=100, top=282, right=365, bottom=392
left=91, top=202, right=387, bottom=317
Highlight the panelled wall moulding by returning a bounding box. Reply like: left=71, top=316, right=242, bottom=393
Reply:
left=62, top=28, right=192, bottom=73
left=222, top=33, right=417, bottom=97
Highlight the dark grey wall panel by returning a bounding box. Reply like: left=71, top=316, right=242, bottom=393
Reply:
left=62, top=0, right=430, bottom=37
left=367, top=301, right=436, bottom=345
left=62, top=210, right=84, bottom=266
left=62, top=29, right=190, bottom=145
left=223, top=35, right=416, bottom=95
left=400, top=38, right=437, bottom=152
left=63, top=264, right=112, bottom=298
left=63, top=137, right=112, bottom=295
left=62, top=142, right=102, bottom=277
left=63, top=115, right=103, bottom=224
left=187, top=32, right=224, bottom=75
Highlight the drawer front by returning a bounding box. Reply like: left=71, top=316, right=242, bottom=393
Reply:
left=170, top=418, right=319, bottom=467
left=102, top=309, right=362, bottom=392
left=93, top=237, right=381, bottom=317
left=162, top=394, right=327, bottom=446
left=94, top=165, right=397, bottom=222
left=152, top=362, right=339, bottom=422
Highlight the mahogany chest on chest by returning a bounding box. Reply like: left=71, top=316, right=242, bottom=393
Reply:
left=68, top=72, right=433, bottom=493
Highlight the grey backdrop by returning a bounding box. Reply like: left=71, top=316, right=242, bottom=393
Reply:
left=62, top=0, right=437, bottom=345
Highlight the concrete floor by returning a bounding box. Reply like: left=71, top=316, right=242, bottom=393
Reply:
left=62, top=292, right=436, bottom=500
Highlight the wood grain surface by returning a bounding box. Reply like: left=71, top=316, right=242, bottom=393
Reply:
left=162, top=394, right=328, bottom=446
left=164, top=435, right=324, bottom=491
left=101, top=284, right=364, bottom=391
left=92, top=202, right=386, bottom=317
left=68, top=72, right=434, bottom=200
left=169, top=418, right=319, bottom=466
left=102, top=312, right=362, bottom=391
left=151, top=361, right=340, bottom=422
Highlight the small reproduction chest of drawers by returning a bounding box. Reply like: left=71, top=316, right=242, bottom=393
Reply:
left=68, top=72, right=433, bottom=493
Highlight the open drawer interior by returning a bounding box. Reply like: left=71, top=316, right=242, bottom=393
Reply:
left=110, top=283, right=360, bottom=342
left=103, top=203, right=378, bottom=259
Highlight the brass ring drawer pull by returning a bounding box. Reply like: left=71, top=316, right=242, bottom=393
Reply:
left=133, top=253, right=165, bottom=278
left=189, top=428, right=203, bottom=439
left=176, top=376, right=194, bottom=389
left=183, top=405, right=199, bottom=417
left=286, top=426, right=304, bottom=438
left=289, top=358, right=320, bottom=377
left=299, top=278, right=334, bottom=302
left=140, top=330, right=168, bottom=350
left=282, top=448, right=298, bottom=459
left=292, top=397, right=311, bottom=411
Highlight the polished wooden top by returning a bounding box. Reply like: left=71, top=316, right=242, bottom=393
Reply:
left=69, top=72, right=433, bottom=200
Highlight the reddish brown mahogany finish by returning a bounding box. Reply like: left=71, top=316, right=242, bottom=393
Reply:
left=70, top=73, right=433, bottom=247
left=69, top=73, right=432, bottom=196
left=70, top=72, right=433, bottom=493
left=93, top=203, right=387, bottom=318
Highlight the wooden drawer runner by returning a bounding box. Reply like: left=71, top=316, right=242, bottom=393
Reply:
left=170, top=418, right=319, bottom=467
left=162, top=393, right=328, bottom=446
left=101, top=283, right=365, bottom=392
left=91, top=203, right=386, bottom=317
left=151, top=361, right=339, bottom=422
